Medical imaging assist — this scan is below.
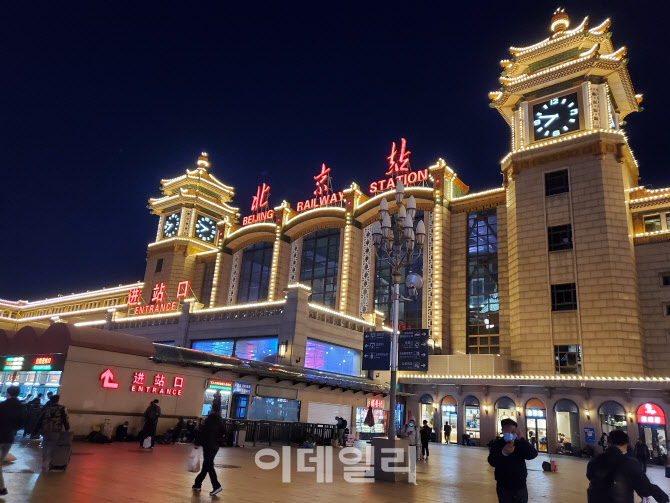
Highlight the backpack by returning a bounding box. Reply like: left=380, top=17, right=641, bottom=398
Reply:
left=341, top=419, right=347, bottom=429
left=587, top=456, right=626, bottom=503
left=542, top=461, right=552, bottom=472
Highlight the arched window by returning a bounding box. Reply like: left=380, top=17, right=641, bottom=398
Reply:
left=494, top=396, right=516, bottom=435
left=374, top=210, right=424, bottom=328
left=237, top=241, right=273, bottom=303
left=463, top=395, right=480, bottom=440
left=554, top=399, right=581, bottom=453
left=441, top=396, right=457, bottom=444
left=598, top=401, right=627, bottom=434
left=300, top=228, right=341, bottom=308
left=525, top=398, right=547, bottom=452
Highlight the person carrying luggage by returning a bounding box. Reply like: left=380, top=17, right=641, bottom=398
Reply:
left=0, top=386, right=23, bottom=496
left=36, top=394, right=70, bottom=471
left=139, top=399, right=161, bottom=448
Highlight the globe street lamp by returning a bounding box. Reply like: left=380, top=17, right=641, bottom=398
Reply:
left=371, top=180, right=425, bottom=439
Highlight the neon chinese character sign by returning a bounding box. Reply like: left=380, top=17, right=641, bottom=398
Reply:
left=295, top=163, right=344, bottom=212
left=132, top=281, right=191, bottom=315
left=243, top=182, right=274, bottom=225
left=368, top=138, right=428, bottom=194
left=100, top=368, right=185, bottom=395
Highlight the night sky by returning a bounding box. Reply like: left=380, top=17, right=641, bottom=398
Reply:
left=1, top=1, right=666, bottom=300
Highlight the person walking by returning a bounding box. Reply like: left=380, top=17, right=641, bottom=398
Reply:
left=0, top=387, right=23, bottom=496
left=587, top=429, right=668, bottom=503
left=335, top=416, right=346, bottom=448
left=487, top=418, right=538, bottom=503
left=420, top=420, right=432, bottom=460
left=192, top=411, right=223, bottom=495
left=598, top=432, right=609, bottom=453
left=443, top=421, right=452, bottom=444
left=140, top=399, right=161, bottom=448
left=634, top=438, right=650, bottom=473
left=35, top=394, right=70, bottom=470
left=402, top=416, right=421, bottom=461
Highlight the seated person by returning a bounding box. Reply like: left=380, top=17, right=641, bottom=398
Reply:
left=302, top=435, right=315, bottom=448
left=115, top=421, right=129, bottom=442
left=169, top=417, right=186, bottom=443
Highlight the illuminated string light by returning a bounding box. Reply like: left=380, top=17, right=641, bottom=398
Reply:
left=308, top=303, right=375, bottom=327
left=451, top=187, right=505, bottom=201
left=147, top=237, right=218, bottom=251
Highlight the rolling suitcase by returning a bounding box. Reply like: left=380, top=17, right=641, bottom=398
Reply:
left=50, top=431, right=74, bottom=470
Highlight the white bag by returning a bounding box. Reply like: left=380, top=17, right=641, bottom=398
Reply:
left=142, top=436, right=152, bottom=449
left=2, top=452, right=16, bottom=463
left=187, top=448, right=201, bottom=473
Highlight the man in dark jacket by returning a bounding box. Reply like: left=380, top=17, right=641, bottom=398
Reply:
left=634, top=437, right=651, bottom=473
left=587, top=429, right=668, bottom=503
left=193, top=412, right=223, bottom=496
left=444, top=421, right=452, bottom=444
left=487, top=418, right=538, bottom=503
left=0, top=387, right=23, bottom=496
left=420, top=420, right=432, bottom=459
left=140, top=399, right=161, bottom=448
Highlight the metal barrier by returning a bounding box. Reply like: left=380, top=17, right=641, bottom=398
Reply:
left=220, top=419, right=337, bottom=446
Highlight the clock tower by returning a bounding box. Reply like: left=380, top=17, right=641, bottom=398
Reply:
left=490, top=10, right=645, bottom=376
left=140, top=153, right=239, bottom=310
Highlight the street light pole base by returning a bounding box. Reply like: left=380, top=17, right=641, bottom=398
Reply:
left=370, top=437, right=412, bottom=482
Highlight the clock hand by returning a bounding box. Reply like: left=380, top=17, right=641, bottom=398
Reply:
left=538, top=114, right=559, bottom=127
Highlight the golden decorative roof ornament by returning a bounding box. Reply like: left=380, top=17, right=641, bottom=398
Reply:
left=197, top=152, right=210, bottom=169
left=550, top=7, right=570, bottom=35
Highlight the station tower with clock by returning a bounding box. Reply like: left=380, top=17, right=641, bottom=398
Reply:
left=142, top=153, right=239, bottom=309
left=489, top=9, right=645, bottom=375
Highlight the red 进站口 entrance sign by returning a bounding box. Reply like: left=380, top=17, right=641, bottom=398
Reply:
left=100, top=368, right=185, bottom=396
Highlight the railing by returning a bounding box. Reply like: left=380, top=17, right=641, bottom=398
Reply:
left=307, top=305, right=372, bottom=334
left=220, top=419, right=337, bottom=446
left=112, top=316, right=180, bottom=329
left=190, top=305, right=285, bottom=324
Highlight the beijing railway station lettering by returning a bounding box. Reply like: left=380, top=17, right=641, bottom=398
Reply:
left=242, top=182, right=274, bottom=225
left=368, top=138, right=429, bottom=194
left=295, top=163, right=344, bottom=212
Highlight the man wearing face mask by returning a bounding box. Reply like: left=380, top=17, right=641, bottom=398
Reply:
left=487, top=418, right=538, bottom=503
left=401, top=416, right=421, bottom=461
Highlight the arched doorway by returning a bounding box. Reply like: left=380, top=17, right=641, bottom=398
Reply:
left=441, top=396, right=457, bottom=444
left=636, top=403, right=668, bottom=465
left=494, top=397, right=516, bottom=435
left=598, top=401, right=627, bottom=437
left=554, top=398, right=581, bottom=455
left=525, top=398, right=547, bottom=452
left=419, top=394, right=436, bottom=433
left=463, top=395, right=480, bottom=445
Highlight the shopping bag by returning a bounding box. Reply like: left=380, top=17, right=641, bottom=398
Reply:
left=142, top=436, right=152, bottom=449
left=187, top=448, right=201, bottom=473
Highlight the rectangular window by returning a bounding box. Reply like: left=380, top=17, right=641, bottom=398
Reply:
left=666, top=213, right=670, bottom=230
left=666, top=304, right=670, bottom=316
left=300, top=228, right=341, bottom=308
left=234, top=337, right=278, bottom=363
left=644, top=215, right=662, bottom=233
left=155, top=258, right=163, bottom=273
left=200, top=261, right=216, bottom=306
left=551, top=283, right=577, bottom=311
left=466, top=209, right=500, bottom=355
left=545, top=170, right=569, bottom=196
left=304, top=339, right=361, bottom=377
left=237, top=242, right=273, bottom=303
left=662, top=275, right=670, bottom=286
left=548, top=224, right=573, bottom=251
left=374, top=211, right=424, bottom=328
left=191, top=340, right=234, bottom=357
left=249, top=397, right=300, bottom=422
left=554, top=345, right=582, bottom=374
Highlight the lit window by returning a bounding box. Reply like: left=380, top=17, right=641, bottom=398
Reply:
left=644, top=215, right=662, bottom=233
left=547, top=224, right=573, bottom=251
left=300, top=228, right=340, bottom=308
left=545, top=170, right=569, bottom=196
left=234, top=337, right=278, bottom=363
left=554, top=345, right=582, bottom=374
left=551, top=283, right=577, bottom=311
left=191, top=340, right=234, bottom=357
left=304, top=339, right=361, bottom=377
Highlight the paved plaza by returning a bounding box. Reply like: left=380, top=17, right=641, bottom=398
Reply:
left=2, top=439, right=669, bottom=502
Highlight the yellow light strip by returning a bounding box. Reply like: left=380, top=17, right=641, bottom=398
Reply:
left=19, top=304, right=129, bottom=322
left=356, top=186, right=434, bottom=212
left=398, top=373, right=670, bottom=382
left=226, top=223, right=276, bottom=240
left=1, top=284, right=142, bottom=309
left=451, top=187, right=505, bottom=201
left=588, top=18, right=611, bottom=35
left=286, top=206, right=346, bottom=226
left=629, top=190, right=670, bottom=204
left=500, top=54, right=593, bottom=85
left=308, top=302, right=375, bottom=327
left=196, top=249, right=220, bottom=257
left=148, top=237, right=218, bottom=251
left=149, top=193, right=238, bottom=214
left=634, top=229, right=670, bottom=238
left=209, top=252, right=223, bottom=308
left=339, top=217, right=352, bottom=313
left=509, top=17, right=590, bottom=56
left=267, top=226, right=282, bottom=301
left=73, top=320, right=107, bottom=327
left=286, top=283, right=312, bottom=292
left=433, top=198, right=441, bottom=344
left=197, top=300, right=287, bottom=314
left=116, top=310, right=182, bottom=322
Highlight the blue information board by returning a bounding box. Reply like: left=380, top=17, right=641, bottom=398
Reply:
left=584, top=427, right=596, bottom=443
left=398, top=329, right=429, bottom=371
left=362, top=331, right=391, bottom=370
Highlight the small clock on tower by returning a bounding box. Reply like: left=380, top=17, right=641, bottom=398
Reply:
left=195, top=215, right=216, bottom=242
left=531, top=92, right=581, bottom=142
left=163, top=213, right=180, bottom=238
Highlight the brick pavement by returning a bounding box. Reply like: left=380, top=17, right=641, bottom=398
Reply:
left=1, top=439, right=669, bottom=502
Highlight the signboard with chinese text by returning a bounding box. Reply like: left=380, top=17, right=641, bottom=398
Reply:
left=368, top=138, right=429, bottom=194
left=397, top=329, right=429, bottom=371
left=362, top=331, right=391, bottom=371
left=368, top=398, right=384, bottom=409
left=242, top=183, right=274, bottom=225
left=233, top=381, right=252, bottom=394
left=98, top=367, right=186, bottom=396
left=208, top=379, right=233, bottom=392
left=584, top=427, right=596, bottom=443
left=3, top=354, right=66, bottom=372
left=294, top=163, right=344, bottom=212
left=129, top=280, right=190, bottom=316
left=637, top=403, right=666, bottom=425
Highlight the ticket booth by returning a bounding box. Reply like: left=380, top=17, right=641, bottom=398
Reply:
left=203, top=379, right=232, bottom=418
left=1, top=354, right=65, bottom=402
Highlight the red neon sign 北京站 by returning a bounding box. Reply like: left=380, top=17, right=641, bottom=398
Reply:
left=313, top=163, right=331, bottom=196
left=251, top=183, right=271, bottom=212
left=369, top=138, right=428, bottom=194
left=368, top=169, right=428, bottom=194
left=385, top=138, right=411, bottom=176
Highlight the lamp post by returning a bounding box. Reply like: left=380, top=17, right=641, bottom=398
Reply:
left=371, top=180, right=425, bottom=440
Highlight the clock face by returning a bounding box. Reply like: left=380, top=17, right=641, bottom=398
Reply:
left=195, top=215, right=216, bottom=242
left=163, top=213, right=180, bottom=238
left=532, top=92, right=580, bottom=142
